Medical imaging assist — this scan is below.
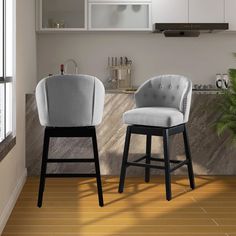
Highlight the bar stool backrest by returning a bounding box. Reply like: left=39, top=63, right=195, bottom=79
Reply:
left=36, top=74, right=105, bottom=127
left=135, top=75, right=192, bottom=123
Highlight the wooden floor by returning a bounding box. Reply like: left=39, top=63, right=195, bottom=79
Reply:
left=3, top=176, right=236, bottom=236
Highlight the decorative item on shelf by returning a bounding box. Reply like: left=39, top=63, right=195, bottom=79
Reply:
left=107, top=56, right=132, bottom=90
left=132, top=5, right=142, bottom=12
left=215, top=73, right=230, bottom=90
left=215, top=69, right=236, bottom=143
left=48, top=19, right=66, bottom=29
left=48, top=19, right=54, bottom=28
left=117, top=5, right=127, bottom=12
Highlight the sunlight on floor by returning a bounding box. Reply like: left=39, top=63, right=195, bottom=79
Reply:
left=3, top=176, right=236, bottom=235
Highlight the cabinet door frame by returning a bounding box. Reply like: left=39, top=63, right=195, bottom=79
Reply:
left=88, top=1, right=152, bottom=31
left=36, top=0, right=88, bottom=32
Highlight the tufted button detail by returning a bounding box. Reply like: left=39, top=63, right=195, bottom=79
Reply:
left=159, top=84, right=162, bottom=89
left=169, top=84, right=172, bottom=89
left=176, top=85, right=180, bottom=89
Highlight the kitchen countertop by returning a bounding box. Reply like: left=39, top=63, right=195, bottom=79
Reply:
left=106, top=88, right=222, bottom=95
left=30, top=89, right=222, bottom=95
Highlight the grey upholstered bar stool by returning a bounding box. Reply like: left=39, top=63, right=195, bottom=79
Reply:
left=118, top=75, right=195, bottom=201
left=36, top=74, right=105, bottom=207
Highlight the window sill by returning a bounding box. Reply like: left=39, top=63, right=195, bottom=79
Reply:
left=0, top=134, right=16, bottom=161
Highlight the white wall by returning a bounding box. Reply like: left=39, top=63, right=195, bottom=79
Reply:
left=0, top=0, right=37, bottom=233
left=37, top=31, right=236, bottom=87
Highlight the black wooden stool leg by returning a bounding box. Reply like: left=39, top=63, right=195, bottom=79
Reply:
left=118, top=126, right=131, bottom=193
left=145, top=135, right=152, bottom=183
left=163, top=129, right=171, bottom=201
left=38, top=128, right=50, bottom=208
left=92, top=128, right=104, bottom=207
left=183, top=125, right=195, bottom=190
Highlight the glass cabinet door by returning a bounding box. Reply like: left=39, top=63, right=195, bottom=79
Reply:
left=89, top=3, right=151, bottom=30
left=41, top=0, right=86, bottom=29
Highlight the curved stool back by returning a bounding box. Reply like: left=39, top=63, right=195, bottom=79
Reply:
left=135, top=75, right=192, bottom=123
left=36, top=74, right=105, bottom=127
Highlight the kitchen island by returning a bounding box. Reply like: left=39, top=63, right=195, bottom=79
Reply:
left=26, top=90, right=236, bottom=176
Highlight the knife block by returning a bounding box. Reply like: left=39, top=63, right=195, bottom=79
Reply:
left=108, top=64, right=132, bottom=89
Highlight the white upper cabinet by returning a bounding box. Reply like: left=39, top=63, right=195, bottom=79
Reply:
left=89, top=1, right=152, bottom=31
left=189, top=0, right=225, bottom=23
left=36, top=0, right=230, bottom=32
left=37, top=0, right=87, bottom=31
left=152, top=0, right=188, bottom=23
left=225, top=0, right=236, bottom=30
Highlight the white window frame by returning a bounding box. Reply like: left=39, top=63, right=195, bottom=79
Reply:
left=0, top=0, right=15, bottom=144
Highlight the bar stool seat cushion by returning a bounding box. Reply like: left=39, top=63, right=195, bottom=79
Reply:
left=123, top=107, right=184, bottom=128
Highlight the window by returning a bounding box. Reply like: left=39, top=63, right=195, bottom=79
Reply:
left=0, top=0, right=14, bottom=143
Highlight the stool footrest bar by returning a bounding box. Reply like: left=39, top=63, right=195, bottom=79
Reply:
left=127, top=159, right=189, bottom=172
left=126, top=162, right=165, bottom=170
left=133, top=156, right=183, bottom=164
left=133, top=156, right=147, bottom=163
left=170, top=160, right=189, bottom=173
left=45, top=173, right=97, bottom=178
left=150, top=157, right=183, bottom=164
left=47, top=158, right=95, bottom=163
